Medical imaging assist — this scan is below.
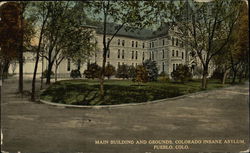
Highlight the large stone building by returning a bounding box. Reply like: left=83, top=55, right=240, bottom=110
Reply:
left=10, top=23, right=212, bottom=79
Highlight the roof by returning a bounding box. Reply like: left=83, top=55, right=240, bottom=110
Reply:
left=86, top=22, right=171, bottom=40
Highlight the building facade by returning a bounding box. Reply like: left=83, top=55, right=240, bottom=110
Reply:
left=10, top=23, right=212, bottom=79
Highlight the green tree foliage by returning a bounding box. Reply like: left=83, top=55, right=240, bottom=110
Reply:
left=171, top=64, right=192, bottom=83
left=128, top=65, right=136, bottom=79
left=135, top=65, right=148, bottom=83
left=172, top=0, right=242, bottom=88
left=35, top=1, right=96, bottom=84
left=158, top=72, right=170, bottom=82
left=104, top=64, right=116, bottom=79
left=83, top=63, right=101, bottom=79
left=86, top=1, right=167, bottom=96
left=70, top=69, right=81, bottom=79
left=143, top=59, right=158, bottom=82
left=116, top=64, right=129, bottom=79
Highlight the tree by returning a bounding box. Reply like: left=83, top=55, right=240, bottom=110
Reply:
left=171, top=64, right=192, bottom=83
left=42, top=2, right=96, bottom=84
left=83, top=63, right=101, bottom=79
left=128, top=65, right=136, bottom=79
left=172, top=0, right=242, bottom=89
left=86, top=1, right=164, bottom=97
left=30, top=1, right=51, bottom=101
left=116, top=64, right=129, bottom=79
left=143, top=59, right=158, bottom=82
left=0, top=2, right=20, bottom=80
left=70, top=69, right=81, bottom=79
left=135, top=65, right=148, bottom=84
left=104, top=64, right=116, bottom=79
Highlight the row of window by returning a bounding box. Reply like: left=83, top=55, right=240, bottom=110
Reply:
left=107, top=49, right=145, bottom=60
left=117, top=39, right=145, bottom=48
left=149, top=39, right=166, bottom=48
left=172, top=50, right=184, bottom=59
left=173, top=63, right=182, bottom=71
left=172, top=37, right=184, bottom=47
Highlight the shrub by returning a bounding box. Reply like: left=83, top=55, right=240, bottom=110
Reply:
left=104, top=64, right=116, bottom=79
left=70, top=69, right=81, bottom=79
left=83, top=63, right=102, bottom=79
left=135, top=65, right=148, bottom=83
left=116, top=64, right=129, bottom=79
left=128, top=65, right=136, bottom=79
left=211, top=68, right=223, bottom=81
left=171, top=64, right=192, bottom=83
left=143, top=59, right=158, bottom=82
left=42, top=70, right=54, bottom=78
left=158, top=72, right=170, bottom=82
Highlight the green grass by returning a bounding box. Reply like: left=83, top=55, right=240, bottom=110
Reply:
left=40, top=79, right=231, bottom=105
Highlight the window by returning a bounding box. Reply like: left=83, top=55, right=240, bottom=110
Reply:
left=162, top=62, right=165, bottom=72
left=152, top=42, right=154, bottom=48
left=149, top=42, right=151, bottom=48
left=152, top=52, right=154, bottom=60
left=142, top=52, right=145, bottom=61
left=136, top=41, right=138, bottom=48
left=182, top=52, right=184, bottom=59
left=122, top=40, right=125, bottom=46
left=67, top=59, right=71, bottom=71
left=136, top=63, right=137, bottom=66
left=135, top=51, right=138, bottom=60
left=162, top=50, right=165, bottom=59
left=122, top=50, right=124, bottom=59
left=118, top=39, right=120, bottom=45
left=176, top=50, right=178, bottom=57
left=173, top=64, right=175, bottom=71
left=132, top=63, right=134, bottom=66
left=176, top=38, right=178, bottom=46
left=142, top=43, right=145, bottom=48
left=172, top=50, right=175, bottom=57
left=149, top=52, right=151, bottom=60
left=107, top=62, right=110, bottom=65
left=172, top=37, right=174, bottom=46
left=122, top=62, right=124, bottom=65
left=132, top=51, right=134, bottom=59
left=132, top=41, right=134, bottom=47
left=118, top=62, right=120, bottom=67
left=118, top=49, right=120, bottom=58
left=162, top=39, right=165, bottom=46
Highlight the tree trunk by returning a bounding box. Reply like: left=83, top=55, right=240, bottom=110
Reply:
left=201, top=67, right=208, bottom=89
left=222, top=69, right=229, bottom=84
left=55, top=65, right=58, bottom=82
left=46, top=62, right=53, bottom=84
left=231, top=70, right=237, bottom=84
left=18, top=3, right=24, bottom=94
left=31, top=51, right=40, bottom=101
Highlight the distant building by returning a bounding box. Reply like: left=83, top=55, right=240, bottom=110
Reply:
left=9, top=23, right=213, bottom=79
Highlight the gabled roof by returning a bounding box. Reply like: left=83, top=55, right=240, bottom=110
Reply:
left=85, top=22, right=171, bottom=40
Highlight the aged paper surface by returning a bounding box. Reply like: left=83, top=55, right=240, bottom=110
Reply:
left=0, top=0, right=249, bottom=153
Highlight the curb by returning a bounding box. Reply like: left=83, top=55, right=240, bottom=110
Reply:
left=39, top=83, right=248, bottom=109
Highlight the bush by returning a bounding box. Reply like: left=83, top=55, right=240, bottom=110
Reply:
left=135, top=65, right=148, bottom=83
left=171, top=64, right=192, bottom=83
left=70, top=69, right=81, bottom=79
left=116, top=64, right=129, bottom=79
left=128, top=65, right=136, bottom=79
left=83, top=63, right=102, bottom=79
left=42, top=70, right=54, bottom=78
left=104, top=64, right=116, bottom=79
left=143, top=59, right=158, bottom=82
left=211, top=68, right=223, bottom=81
left=158, top=72, right=170, bottom=82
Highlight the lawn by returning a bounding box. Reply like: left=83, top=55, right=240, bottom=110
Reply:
left=40, top=79, right=230, bottom=105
